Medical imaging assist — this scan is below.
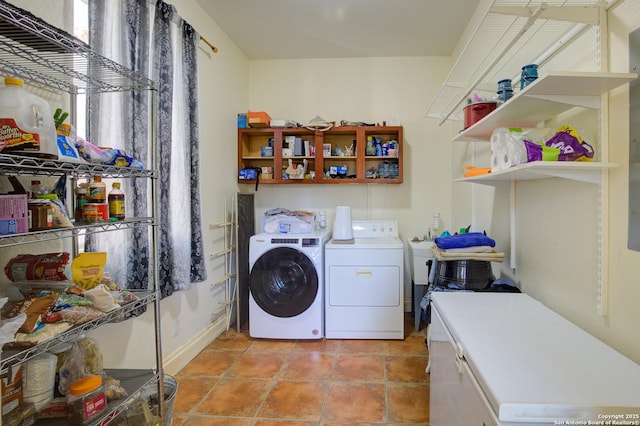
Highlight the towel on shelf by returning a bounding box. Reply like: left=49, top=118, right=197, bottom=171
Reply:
left=434, top=232, right=495, bottom=250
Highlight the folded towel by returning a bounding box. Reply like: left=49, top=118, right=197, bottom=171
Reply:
left=434, top=232, right=495, bottom=250
left=444, top=245, right=494, bottom=253
left=432, top=245, right=504, bottom=263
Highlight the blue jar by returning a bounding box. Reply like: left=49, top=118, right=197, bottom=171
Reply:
left=520, top=64, right=538, bottom=89
left=497, top=79, right=513, bottom=102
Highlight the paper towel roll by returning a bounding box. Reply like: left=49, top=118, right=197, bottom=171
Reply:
left=491, top=128, right=509, bottom=172
left=23, top=352, right=57, bottom=411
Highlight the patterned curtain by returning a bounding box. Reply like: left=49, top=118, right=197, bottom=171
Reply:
left=87, top=0, right=206, bottom=297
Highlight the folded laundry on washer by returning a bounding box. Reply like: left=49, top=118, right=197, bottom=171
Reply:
left=434, top=232, right=495, bottom=249
left=263, top=208, right=315, bottom=234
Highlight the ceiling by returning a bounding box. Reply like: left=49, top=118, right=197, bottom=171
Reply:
left=194, top=0, right=480, bottom=60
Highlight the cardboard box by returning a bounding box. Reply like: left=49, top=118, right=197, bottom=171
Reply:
left=247, top=111, right=270, bottom=128
left=0, top=194, right=28, bottom=235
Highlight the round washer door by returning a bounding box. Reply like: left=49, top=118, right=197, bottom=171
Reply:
left=250, top=247, right=319, bottom=318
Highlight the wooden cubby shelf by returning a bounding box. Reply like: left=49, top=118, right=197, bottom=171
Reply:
left=238, top=126, right=403, bottom=184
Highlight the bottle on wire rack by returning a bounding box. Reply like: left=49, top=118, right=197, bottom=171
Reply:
left=108, top=182, right=125, bottom=221
left=88, top=175, right=106, bottom=204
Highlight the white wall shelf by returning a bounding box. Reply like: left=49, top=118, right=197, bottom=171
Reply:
left=453, top=71, right=637, bottom=142
left=454, top=161, right=619, bottom=187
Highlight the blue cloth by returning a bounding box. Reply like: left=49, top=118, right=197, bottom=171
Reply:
left=434, top=232, right=495, bottom=249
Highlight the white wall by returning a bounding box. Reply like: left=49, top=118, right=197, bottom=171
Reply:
left=247, top=57, right=458, bottom=306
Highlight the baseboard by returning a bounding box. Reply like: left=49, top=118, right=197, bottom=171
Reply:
left=163, top=316, right=228, bottom=376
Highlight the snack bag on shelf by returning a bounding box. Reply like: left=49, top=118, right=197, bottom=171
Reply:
left=71, top=252, right=107, bottom=290
left=544, top=125, right=595, bottom=162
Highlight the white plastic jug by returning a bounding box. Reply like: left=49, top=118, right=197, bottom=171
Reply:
left=0, top=77, right=58, bottom=159
left=333, top=206, right=353, bottom=241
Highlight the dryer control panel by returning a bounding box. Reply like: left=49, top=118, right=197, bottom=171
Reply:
left=352, top=220, right=398, bottom=239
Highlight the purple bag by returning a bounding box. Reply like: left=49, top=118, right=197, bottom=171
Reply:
left=524, top=140, right=560, bottom=162
left=544, top=128, right=594, bottom=161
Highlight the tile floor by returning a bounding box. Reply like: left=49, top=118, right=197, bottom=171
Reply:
left=172, top=314, right=430, bottom=425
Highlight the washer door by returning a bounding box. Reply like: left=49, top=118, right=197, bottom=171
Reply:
left=250, top=247, right=318, bottom=318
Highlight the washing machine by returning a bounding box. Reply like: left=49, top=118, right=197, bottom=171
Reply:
left=325, top=220, right=404, bottom=339
left=249, top=229, right=330, bottom=339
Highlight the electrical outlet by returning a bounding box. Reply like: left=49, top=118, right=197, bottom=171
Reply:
left=172, top=319, right=180, bottom=337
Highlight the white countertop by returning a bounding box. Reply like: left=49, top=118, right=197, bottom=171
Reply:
left=431, top=292, right=640, bottom=422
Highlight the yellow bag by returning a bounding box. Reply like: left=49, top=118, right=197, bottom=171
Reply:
left=71, top=252, right=107, bottom=290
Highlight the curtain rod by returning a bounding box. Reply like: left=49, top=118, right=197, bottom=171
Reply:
left=200, top=36, right=218, bottom=53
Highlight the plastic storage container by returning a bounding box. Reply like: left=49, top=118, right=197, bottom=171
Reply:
left=0, top=77, right=58, bottom=158
left=23, top=352, right=57, bottom=411
left=67, top=375, right=107, bottom=424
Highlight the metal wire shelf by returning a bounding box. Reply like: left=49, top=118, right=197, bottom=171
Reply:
left=0, top=1, right=155, bottom=94
left=0, top=153, right=155, bottom=178
left=0, top=291, right=157, bottom=375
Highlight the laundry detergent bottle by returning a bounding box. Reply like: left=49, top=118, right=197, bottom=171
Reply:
left=0, top=77, right=58, bottom=159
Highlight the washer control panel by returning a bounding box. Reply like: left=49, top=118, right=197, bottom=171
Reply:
left=352, top=220, right=399, bottom=239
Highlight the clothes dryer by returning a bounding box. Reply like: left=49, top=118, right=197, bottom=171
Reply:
left=249, top=229, right=330, bottom=339
left=324, top=220, right=404, bottom=339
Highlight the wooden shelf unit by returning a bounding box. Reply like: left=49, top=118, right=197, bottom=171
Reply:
left=238, top=126, right=403, bottom=184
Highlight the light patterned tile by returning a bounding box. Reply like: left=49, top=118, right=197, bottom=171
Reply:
left=386, top=382, right=430, bottom=424
left=172, top=376, right=218, bottom=414
left=226, top=351, right=287, bottom=379
left=257, top=381, right=326, bottom=421
left=385, top=356, right=430, bottom=384
left=177, top=350, right=237, bottom=377
left=331, top=353, right=384, bottom=382
left=281, top=352, right=335, bottom=381
left=195, top=378, right=272, bottom=417
left=323, top=383, right=385, bottom=423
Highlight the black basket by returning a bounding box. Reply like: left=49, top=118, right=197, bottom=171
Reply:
left=433, top=260, right=495, bottom=290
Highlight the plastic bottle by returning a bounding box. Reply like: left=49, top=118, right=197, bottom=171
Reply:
left=88, top=175, right=106, bottom=204
left=108, top=182, right=125, bottom=221
left=29, top=179, right=47, bottom=198
left=318, top=211, right=327, bottom=229
left=0, top=77, right=58, bottom=159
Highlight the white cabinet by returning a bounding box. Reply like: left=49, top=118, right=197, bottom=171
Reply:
left=0, top=2, right=162, bottom=424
